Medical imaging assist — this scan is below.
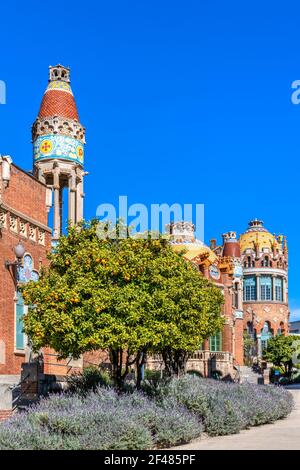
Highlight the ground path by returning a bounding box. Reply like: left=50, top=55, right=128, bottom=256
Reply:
left=173, top=385, right=300, bottom=450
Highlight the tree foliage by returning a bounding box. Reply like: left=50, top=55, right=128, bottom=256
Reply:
left=263, top=335, right=300, bottom=376
left=22, top=220, right=224, bottom=386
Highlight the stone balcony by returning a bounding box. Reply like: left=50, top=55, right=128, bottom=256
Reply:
left=147, top=350, right=234, bottom=379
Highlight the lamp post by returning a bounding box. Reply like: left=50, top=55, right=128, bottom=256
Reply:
left=5, top=241, right=25, bottom=273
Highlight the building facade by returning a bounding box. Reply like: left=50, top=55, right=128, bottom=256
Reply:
left=147, top=222, right=244, bottom=378
left=0, top=65, right=291, bottom=383
left=147, top=220, right=290, bottom=378
left=0, top=64, right=86, bottom=379
left=0, top=157, right=52, bottom=375
left=240, top=219, right=289, bottom=357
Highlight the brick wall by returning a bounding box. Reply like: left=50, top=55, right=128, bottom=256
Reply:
left=243, top=302, right=289, bottom=335
left=0, top=163, right=51, bottom=375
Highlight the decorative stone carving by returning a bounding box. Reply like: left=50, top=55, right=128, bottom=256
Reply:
left=19, top=220, right=27, bottom=237
left=9, top=215, right=17, bottom=232
left=38, top=229, right=45, bottom=245
left=0, top=209, right=7, bottom=228
left=32, top=116, right=85, bottom=143
left=29, top=224, right=36, bottom=241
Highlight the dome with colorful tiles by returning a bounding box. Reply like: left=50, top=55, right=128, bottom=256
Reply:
left=167, top=221, right=218, bottom=264
left=32, top=65, right=85, bottom=166
left=239, top=219, right=278, bottom=253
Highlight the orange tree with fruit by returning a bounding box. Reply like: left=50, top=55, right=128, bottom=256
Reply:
left=22, top=220, right=224, bottom=388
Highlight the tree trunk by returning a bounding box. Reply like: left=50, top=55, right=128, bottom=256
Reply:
left=109, top=348, right=125, bottom=389
left=136, top=349, right=147, bottom=389
left=109, top=347, right=138, bottom=389
left=162, top=347, right=189, bottom=377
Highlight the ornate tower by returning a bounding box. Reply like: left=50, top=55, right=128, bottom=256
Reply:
left=32, top=65, right=86, bottom=240
left=239, top=219, right=289, bottom=357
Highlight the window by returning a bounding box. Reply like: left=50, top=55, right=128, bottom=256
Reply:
left=275, top=278, right=283, bottom=302
left=244, top=276, right=257, bottom=301
left=210, top=331, right=222, bottom=352
left=261, top=321, right=272, bottom=351
left=260, top=276, right=272, bottom=301
left=15, top=254, right=38, bottom=351
left=16, top=290, right=25, bottom=350
left=262, top=256, right=269, bottom=267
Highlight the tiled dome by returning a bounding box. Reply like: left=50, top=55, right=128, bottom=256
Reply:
left=38, top=80, right=79, bottom=121
left=239, top=220, right=276, bottom=253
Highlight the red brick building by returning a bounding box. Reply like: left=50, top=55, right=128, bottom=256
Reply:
left=0, top=65, right=290, bottom=385
left=0, top=157, right=52, bottom=375
left=240, top=219, right=289, bottom=357
left=147, top=223, right=244, bottom=378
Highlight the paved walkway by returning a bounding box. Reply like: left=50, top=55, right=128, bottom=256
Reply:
left=174, top=386, right=300, bottom=450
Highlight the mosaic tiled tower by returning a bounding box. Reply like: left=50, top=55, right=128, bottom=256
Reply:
left=32, top=65, right=86, bottom=240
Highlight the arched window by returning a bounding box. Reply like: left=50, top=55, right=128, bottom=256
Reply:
left=16, top=290, right=25, bottom=350
left=261, top=321, right=272, bottom=351
left=15, top=255, right=39, bottom=351
left=262, top=256, right=269, bottom=267
left=247, top=256, right=252, bottom=268
left=278, top=322, right=285, bottom=336
left=247, top=321, right=253, bottom=335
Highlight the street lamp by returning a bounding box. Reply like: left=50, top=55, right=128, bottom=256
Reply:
left=5, top=241, right=25, bottom=270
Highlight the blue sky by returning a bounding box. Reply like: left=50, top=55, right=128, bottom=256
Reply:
left=0, top=1, right=299, bottom=320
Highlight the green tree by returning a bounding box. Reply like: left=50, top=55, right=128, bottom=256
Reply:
left=22, top=220, right=224, bottom=388
left=263, top=335, right=300, bottom=377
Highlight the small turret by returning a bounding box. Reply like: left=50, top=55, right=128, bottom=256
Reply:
left=32, top=65, right=86, bottom=241
left=222, top=231, right=241, bottom=258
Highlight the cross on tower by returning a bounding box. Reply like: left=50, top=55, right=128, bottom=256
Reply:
left=41, top=141, right=52, bottom=153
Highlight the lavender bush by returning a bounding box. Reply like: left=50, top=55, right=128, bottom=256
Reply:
left=0, top=387, right=201, bottom=450
left=150, top=375, right=294, bottom=436
left=0, top=376, right=293, bottom=449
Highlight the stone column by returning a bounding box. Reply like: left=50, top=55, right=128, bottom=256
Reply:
left=257, top=334, right=262, bottom=358
left=76, top=177, right=83, bottom=222
left=68, top=170, right=76, bottom=224
left=53, top=170, right=60, bottom=239
left=256, top=275, right=260, bottom=301
left=237, top=280, right=243, bottom=310
left=272, top=275, right=276, bottom=301
left=283, top=278, right=287, bottom=303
